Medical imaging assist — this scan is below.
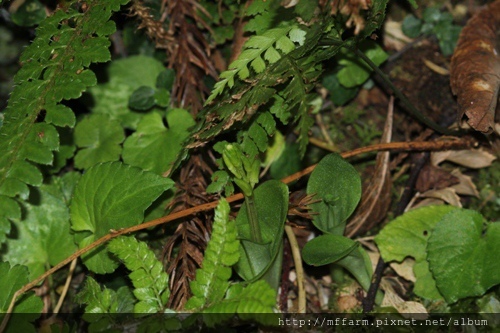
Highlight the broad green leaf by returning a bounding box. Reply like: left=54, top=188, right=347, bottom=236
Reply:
left=0, top=262, right=43, bottom=333
left=89, top=55, right=165, bottom=129
left=128, top=86, right=156, bottom=111
left=375, top=205, right=459, bottom=300
left=74, top=114, right=124, bottom=169
left=302, top=234, right=359, bottom=266
left=427, top=209, right=500, bottom=303
left=185, top=199, right=240, bottom=310
left=70, top=162, right=174, bottom=273
left=337, top=41, right=388, bottom=88
left=235, top=180, right=288, bottom=289
left=2, top=181, right=77, bottom=280
left=122, top=109, right=195, bottom=175
left=306, top=153, right=361, bottom=235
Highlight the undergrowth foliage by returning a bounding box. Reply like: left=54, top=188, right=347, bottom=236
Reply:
left=0, top=0, right=129, bottom=242
left=2, top=0, right=499, bottom=331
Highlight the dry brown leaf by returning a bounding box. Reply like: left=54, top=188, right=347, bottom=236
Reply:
left=415, top=164, right=459, bottom=193
left=419, top=188, right=462, bottom=207
left=450, top=169, right=480, bottom=197
left=383, top=20, right=412, bottom=51
left=431, top=149, right=497, bottom=168
left=390, top=258, right=416, bottom=283
left=380, top=279, right=428, bottom=319
left=450, top=0, right=500, bottom=133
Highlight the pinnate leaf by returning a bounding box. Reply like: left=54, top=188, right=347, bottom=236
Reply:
left=108, top=236, right=169, bottom=313
left=185, top=199, right=239, bottom=310
left=70, top=162, right=174, bottom=273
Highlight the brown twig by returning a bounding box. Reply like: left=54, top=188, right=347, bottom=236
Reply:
left=0, top=137, right=477, bottom=332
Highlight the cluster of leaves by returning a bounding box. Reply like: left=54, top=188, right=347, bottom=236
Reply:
left=1, top=0, right=499, bottom=331
left=402, top=7, right=461, bottom=56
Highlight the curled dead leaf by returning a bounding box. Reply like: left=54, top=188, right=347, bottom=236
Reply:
left=380, top=279, right=428, bottom=319
left=450, top=0, right=500, bottom=133
left=390, top=258, right=416, bottom=283
left=431, top=149, right=497, bottom=168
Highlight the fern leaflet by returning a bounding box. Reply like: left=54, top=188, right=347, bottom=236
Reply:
left=184, top=198, right=239, bottom=310
left=108, top=236, right=170, bottom=313
left=0, top=0, right=129, bottom=243
left=202, top=281, right=277, bottom=327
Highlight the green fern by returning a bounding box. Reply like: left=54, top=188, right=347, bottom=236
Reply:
left=202, top=281, right=277, bottom=327
left=108, top=236, right=170, bottom=314
left=0, top=0, right=129, bottom=243
left=184, top=198, right=239, bottom=310
left=206, top=25, right=303, bottom=104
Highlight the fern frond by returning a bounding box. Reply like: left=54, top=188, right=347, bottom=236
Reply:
left=108, top=236, right=169, bottom=313
left=0, top=0, right=129, bottom=243
left=206, top=26, right=301, bottom=104
left=184, top=198, right=239, bottom=310
left=202, top=280, right=277, bottom=327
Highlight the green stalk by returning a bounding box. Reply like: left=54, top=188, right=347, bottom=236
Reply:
left=245, top=193, right=263, bottom=243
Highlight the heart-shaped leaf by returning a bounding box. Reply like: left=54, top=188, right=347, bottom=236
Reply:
left=427, top=209, right=500, bottom=303
left=307, top=153, right=361, bottom=235
left=70, top=162, right=174, bottom=273
left=375, top=205, right=458, bottom=300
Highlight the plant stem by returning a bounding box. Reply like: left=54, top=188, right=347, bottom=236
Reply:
left=284, top=225, right=306, bottom=313
left=245, top=193, right=263, bottom=243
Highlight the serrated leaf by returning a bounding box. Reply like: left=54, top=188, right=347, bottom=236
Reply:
left=44, top=104, right=76, bottom=128
left=185, top=199, right=240, bottom=310
left=0, top=262, right=43, bottom=333
left=74, top=114, right=124, bottom=169
left=289, top=28, right=306, bottom=45
left=264, top=47, right=281, bottom=63
left=0, top=196, right=21, bottom=244
left=375, top=205, right=459, bottom=300
left=275, top=35, right=295, bottom=53
left=70, top=162, right=174, bottom=273
left=250, top=56, right=266, bottom=73
left=122, top=109, right=195, bottom=175
left=427, top=209, right=500, bottom=303
left=2, top=182, right=77, bottom=279
left=307, top=153, right=361, bottom=235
